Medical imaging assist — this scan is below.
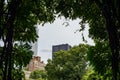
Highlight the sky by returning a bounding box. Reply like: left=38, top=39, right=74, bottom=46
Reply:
left=36, top=17, right=94, bottom=63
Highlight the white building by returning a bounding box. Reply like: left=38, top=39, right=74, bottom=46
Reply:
left=31, top=26, right=39, bottom=56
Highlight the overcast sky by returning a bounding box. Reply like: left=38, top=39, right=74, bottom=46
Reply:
left=0, top=17, right=94, bottom=64
left=36, top=17, right=94, bottom=63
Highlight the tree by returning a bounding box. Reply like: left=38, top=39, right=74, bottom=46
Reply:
left=83, top=66, right=113, bottom=80
left=0, top=42, right=33, bottom=80
left=83, top=67, right=103, bottom=80
left=0, top=0, right=54, bottom=80
left=45, top=44, right=89, bottom=80
left=87, top=72, right=102, bottom=80
left=29, top=70, right=47, bottom=80
left=87, top=40, right=112, bottom=76
left=1, top=0, right=120, bottom=79
left=45, top=0, right=120, bottom=79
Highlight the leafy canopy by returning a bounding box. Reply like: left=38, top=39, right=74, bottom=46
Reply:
left=45, top=0, right=120, bottom=79
left=29, top=70, right=47, bottom=80
left=45, top=44, right=89, bottom=80
left=0, top=0, right=55, bottom=79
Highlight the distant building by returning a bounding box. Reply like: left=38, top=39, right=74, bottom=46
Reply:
left=25, top=56, right=46, bottom=79
left=27, top=26, right=46, bottom=71
left=28, top=56, right=46, bottom=71
left=25, top=26, right=46, bottom=79
left=52, top=44, right=71, bottom=59
left=31, top=26, right=39, bottom=56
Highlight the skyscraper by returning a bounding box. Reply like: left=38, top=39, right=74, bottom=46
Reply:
left=31, top=26, right=39, bottom=56
left=52, top=44, right=71, bottom=59
left=31, top=41, right=38, bottom=56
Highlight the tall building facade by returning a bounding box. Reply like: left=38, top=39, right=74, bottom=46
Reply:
left=31, top=26, right=39, bottom=56
left=31, top=41, right=38, bottom=56
left=52, top=44, right=71, bottom=59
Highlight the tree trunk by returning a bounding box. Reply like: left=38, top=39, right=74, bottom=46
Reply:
left=1, top=0, right=22, bottom=80
left=0, top=0, right=4, bottom=66
left=95, top=0, right=119, bottom=79
left=103, top=5, right=119, bottom=80
left=106, top=18, right=119, bottom=80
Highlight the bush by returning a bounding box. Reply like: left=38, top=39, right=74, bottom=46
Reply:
left=29, top=70, right=47, bottom=80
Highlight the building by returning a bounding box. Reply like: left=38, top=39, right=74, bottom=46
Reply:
left=28, top=56, right=46, bottom=71
left=52, top=44, right=71, bottom=59
left=24, top=26, right=46, bottom=79
left=25, top=56, right=46, bottom=79
left=27, top=26, right=46, bottom=71
left=31, top=26, right=39, bottom=56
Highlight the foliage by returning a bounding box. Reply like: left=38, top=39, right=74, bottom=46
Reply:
left=0, top=42, right=33, bottom=80
left=12, top=69, right=25, bottom=80
left=87, top=39, right=120, bottom=79
left=82, top=67, right=94, bottom=80
left=45, top=0, right=120, bottom=79
left=45, top=0, right=120, bottom=39
left=82, top=66, right=112, bottom=80
left=0, top=0, right=120, bottom=79
left=0, top=0, right=55, bottom=79
left=13, top=43, right=33, bottom=68
left=87, top=72, right=102, bottom=80
left=13, top=0, right=55, bottom=42
left=45, top=44, right=89, bottom=80
left=13, top=42, right=33, bottom=80
left=0, top=0, right=55, bottom=42
left=87, top=40, right=111, bottom=74
left=29, top=70, right=47, bottom=80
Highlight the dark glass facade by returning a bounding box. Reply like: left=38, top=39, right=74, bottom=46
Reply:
left=52, top=44, right=71, bottom=59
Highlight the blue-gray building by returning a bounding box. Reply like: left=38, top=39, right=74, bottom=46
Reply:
left=52, top=44, right=71, bottom=59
